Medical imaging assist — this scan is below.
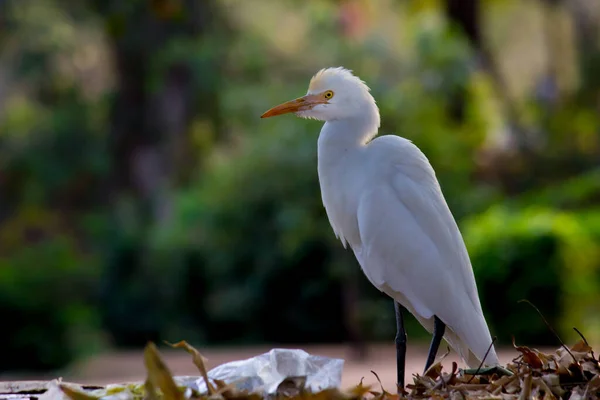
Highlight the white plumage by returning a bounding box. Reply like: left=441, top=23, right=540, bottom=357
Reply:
left=262, top=67, right=499, bottom=373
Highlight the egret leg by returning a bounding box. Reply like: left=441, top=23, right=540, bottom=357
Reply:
left=394, top=302, right=407, bottom=391
left=423, top=316, right=446, bottom=373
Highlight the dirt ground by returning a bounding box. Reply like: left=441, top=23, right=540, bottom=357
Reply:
left=54, top=343, right=541, bottom=391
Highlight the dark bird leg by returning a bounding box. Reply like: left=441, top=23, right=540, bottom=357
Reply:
left=424, top=316, right=446, bottom=373
left=394, top=302, right=407, bottom=391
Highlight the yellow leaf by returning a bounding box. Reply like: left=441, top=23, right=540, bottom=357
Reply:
left=58, top=384, right=97, bottom=400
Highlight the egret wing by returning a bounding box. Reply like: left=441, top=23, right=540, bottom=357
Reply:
left=354, top=140, right=497, bottom=365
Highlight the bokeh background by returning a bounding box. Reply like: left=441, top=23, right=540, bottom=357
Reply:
left=1, top=0, right=600, bottom=383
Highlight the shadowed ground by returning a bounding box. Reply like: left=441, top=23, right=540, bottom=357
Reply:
left=59, top=344, right=542, bottom=391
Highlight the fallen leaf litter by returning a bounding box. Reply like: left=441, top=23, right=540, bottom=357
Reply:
left=1, top=339, right=599, bottom=399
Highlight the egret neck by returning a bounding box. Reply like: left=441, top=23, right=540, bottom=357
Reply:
left=317, top=103, right=380, bottom=165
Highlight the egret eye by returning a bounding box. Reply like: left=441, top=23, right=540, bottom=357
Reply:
left=323, top=90, right=334, bottom=99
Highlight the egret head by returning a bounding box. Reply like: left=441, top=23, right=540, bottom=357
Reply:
left=261, top=67, right=378, bottom=122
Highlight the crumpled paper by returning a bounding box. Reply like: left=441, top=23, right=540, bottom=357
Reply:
left=192, top=348, right=344, bottom=395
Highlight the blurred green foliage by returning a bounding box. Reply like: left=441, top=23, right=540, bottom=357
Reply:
left=1, top=0, right=600, bottom=372
left=0, top=207, right=103, bottom=370
left=465, top=206, right=600, bottom=345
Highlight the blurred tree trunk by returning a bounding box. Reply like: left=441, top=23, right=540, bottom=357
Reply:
left=567, top=0, right=600, bottom=102
left=0, top=0, right=13, bottom=223
left=444, top=0, right=527, bottom=137
left=445, top=0, right=538, bottom=193
left=444, top=0, right=481, bottom=122
left=445, top=0, right=482, bottom=48
left=89, top=0, right=226, bottom=223
left=86, top=0, right=230, bottom=346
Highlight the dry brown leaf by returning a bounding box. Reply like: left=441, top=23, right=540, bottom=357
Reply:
left=143, top=342, right=184, bottom=400
left=275, top=376, right=307, bottom=397
left=533, top=376, right=556, bottom=400
left=512, top=336, right=543, bottom=369
left=304, top=388, right=349, bottom=400
left=518, top=373, right=532, bottom=400
left=568, top=386, right=587, bottom=400
left=166, top=340, right=216, bottom=395
left=504, top=377, right=521, bottom=395
left=353, top=384, right=375, bottom=398
left=448, top=390, right=466, bottom=400
left=587, top=374, right=600, bottom=392
left=571, top=339, right=592, bottom=353
left=212, top=378, right=244, bottom=398
left=445, top=362, right=459, bottom=387
left=424, top=346, right=451, bottom=380
left=540, top=373, right=563, bottom=398
left=424, top=361, right=443, bottom=380
left=144, top=378, right=160, bottom=400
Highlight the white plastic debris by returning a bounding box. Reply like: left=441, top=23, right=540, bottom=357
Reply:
left=38, top=380, right=70, bottom=400
left=192, top=348, right=344, bottom=395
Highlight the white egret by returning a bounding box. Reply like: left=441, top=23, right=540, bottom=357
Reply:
left=261, top=67, right=499, bottom=389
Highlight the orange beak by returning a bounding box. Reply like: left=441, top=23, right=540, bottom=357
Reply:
left=261, top=94, right=326, bottom=118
